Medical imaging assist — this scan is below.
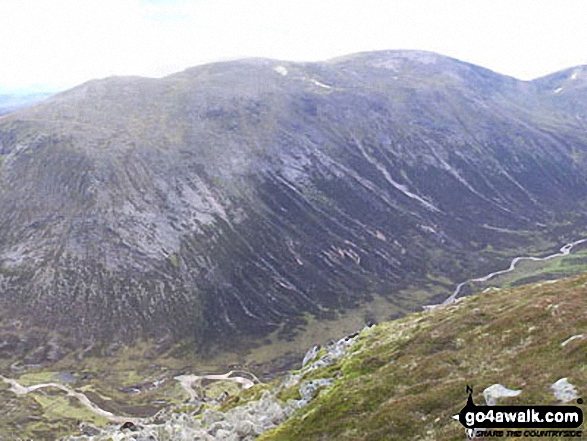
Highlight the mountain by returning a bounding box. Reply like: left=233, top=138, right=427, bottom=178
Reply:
left=1, top=50, right=587, bottom=352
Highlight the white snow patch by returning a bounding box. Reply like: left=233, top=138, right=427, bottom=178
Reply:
left=561, top=334, right=584, bottom=346
left=274, top=66, right=288, bottom=76
left=571, top=72, right=578, bottom=80
left=310, top=79, right=332, bottom=89
left=554, top=87, right=563, bottom=94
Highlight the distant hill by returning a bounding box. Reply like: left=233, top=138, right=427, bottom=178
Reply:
left=1, top=50, right=587, bottom=350
left=0, top=91, right=54, bottom=114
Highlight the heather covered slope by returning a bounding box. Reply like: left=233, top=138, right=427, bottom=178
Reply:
left=2, top=51, right=587, bottom=348
left=259, top=274, right=586, bottom=441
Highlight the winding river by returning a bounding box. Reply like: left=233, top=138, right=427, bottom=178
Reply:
left=440, top=238, right=587, bottom=306
left=0, top=369, right=260, bottom=423
left=0, top=375, right=140, bottom=423
left=174, top=370, right=259, bottom=402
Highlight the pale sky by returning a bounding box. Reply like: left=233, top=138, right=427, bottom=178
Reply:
left=1, top=0, right=586, bottom=92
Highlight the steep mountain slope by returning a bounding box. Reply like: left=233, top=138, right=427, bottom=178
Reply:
left=259, top=272, right=587, bottom=441
left=1, top=51, right=587, bottom=348
left=532, top=65, right=587, bottom=123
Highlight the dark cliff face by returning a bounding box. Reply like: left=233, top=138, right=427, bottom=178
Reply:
left=0, top=51, right=586, bottom=345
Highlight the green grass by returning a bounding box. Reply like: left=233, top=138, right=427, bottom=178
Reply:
left=33, top=392, right=108, bottom=426
left=17, top=371, right=59, bottom=387
left=471, top=244, right=587, bottom=291
left=1, top=271, right=586, bottom=440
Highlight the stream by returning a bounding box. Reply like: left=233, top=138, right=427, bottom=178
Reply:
left=441, top=238, right=587, bottom=306
left=0, top=369, right=260, bottom=423
left=0, top=375, right=140, bottom=423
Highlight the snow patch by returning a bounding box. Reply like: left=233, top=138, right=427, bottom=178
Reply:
left=310, top=79, right=332, bottom=89
left=571, top=72, right=578, bottom=80
left=554, top=87, right=563, bottom=94
left=274, top=66, right=288, bottom=76
left=561, top=334, right=584, bottom=347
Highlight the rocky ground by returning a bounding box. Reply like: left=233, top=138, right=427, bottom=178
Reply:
left=66, top=334, right=360, bottom=440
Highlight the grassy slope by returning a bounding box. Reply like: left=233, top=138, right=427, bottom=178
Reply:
left=260, top=274, right=587, bottom=441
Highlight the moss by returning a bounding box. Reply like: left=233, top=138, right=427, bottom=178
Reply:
left=167, top=253, right=179, bottom=268
left=219, top=382, right=274, bottom=412
left=17, top=371, right=58, bottom=387
left=173, top=403, right=200, bottom=414
left=3, top=270, right=586, bottom=440
left=276, top=384, right=301, bottom=402
left=33, top=393, right=109, bottom=426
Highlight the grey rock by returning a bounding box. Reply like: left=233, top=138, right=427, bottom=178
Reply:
left=80, top=423, right=101, bottom=436
left=280, top=373, right=302, bottom=389
left=551, top=378, right=579, bottom=402
left=234, top=420, right=255, bottom=437
left=213, top=429, right=237, bottom=440
left=202, top=409, right=224, bottom=426
left=302, top=345, right=320, bottom=367
left=299, top=378, right=334, bottom=403
left=483, top=384, right=521, bottom=406
left=66, top=332, right=346, bottom=441
left=207, top=421, right=231, bottom=436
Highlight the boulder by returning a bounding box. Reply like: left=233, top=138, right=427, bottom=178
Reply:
left=482, top=384, right=521, bottom=406
left=302, top=345, right=320, bottom=367
left=551, top=378, right=579, bottom=402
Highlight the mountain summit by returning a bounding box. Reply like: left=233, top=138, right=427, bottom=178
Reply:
left=1, top=51, right=587, bottom=349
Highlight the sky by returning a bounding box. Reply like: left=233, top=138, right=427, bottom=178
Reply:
left=0, top=0, right=586, bottom=92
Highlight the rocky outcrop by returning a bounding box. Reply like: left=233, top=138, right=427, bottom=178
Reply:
left=550, top=378, right=579, bottom=403
left=66, top=333, right=359, bottom=440
left=482, top=384, right=522, bottom=406
left=2, top=272, right=583, bottom=440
